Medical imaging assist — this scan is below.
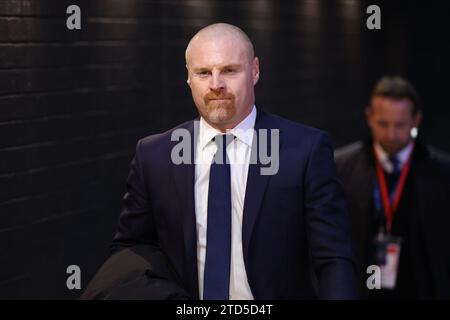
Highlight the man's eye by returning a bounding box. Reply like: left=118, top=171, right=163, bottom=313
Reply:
left=197, top=71, right=210, bottom=76
left=224, top=69, right=236, bottom=74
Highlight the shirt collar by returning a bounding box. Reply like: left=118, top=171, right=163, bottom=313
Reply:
left=374, top=141, right=414, bottom=173
left=199, top=105, right=257, bottom=150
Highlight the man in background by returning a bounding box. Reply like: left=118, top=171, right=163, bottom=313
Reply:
left=335, top=76, right=450, bottom=299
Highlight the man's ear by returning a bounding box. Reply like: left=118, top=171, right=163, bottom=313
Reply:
left=186, top=64, right=191, bottom=86
left=253, top=57, right=260, bottom=85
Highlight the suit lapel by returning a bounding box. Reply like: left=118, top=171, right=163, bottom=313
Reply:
left=242, top=109, right=281, bottom=268
left=171, top=120, right=199, bottom=299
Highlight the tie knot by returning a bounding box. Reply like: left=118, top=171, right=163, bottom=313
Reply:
left=213, top=133, right=235, bottom=145
left=389, top=154, right=400, bottom=173
left=212, top=134, right=235, bottom=164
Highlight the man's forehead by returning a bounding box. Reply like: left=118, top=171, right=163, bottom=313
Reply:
left=188, top=40, right=250, bottom=68
left=372, top=96, right=413, bottom=110
left=371, top=97, right=415, bottom=121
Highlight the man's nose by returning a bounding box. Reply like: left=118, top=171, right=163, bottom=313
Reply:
left=387, top=126, right=397, bottom=141
left=209, top=72, right=225, bottom=91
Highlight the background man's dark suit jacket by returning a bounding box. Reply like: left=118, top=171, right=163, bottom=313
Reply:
left=111, top=108, right=357, bottom=299
left=335, top=139, right=450, bottom=299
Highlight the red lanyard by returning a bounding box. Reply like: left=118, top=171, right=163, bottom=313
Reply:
left=373, top=143, right=415, bottom=233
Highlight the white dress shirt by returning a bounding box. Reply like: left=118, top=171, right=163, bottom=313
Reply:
left=194, top=105, right=256, bottom=300
left=374, top=141, right=414, bottom=173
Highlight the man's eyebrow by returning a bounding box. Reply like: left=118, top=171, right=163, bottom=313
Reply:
left=221, top=64, right=242, bottom=69
left=192, top=67, right=211, bottom=72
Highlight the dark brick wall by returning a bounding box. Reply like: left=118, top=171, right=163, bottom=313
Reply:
left=0, top=0, right=448, bottom=298
left=0, top=0, right=168, bottom=299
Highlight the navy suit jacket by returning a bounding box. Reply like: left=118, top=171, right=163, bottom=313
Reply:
left=111, top=108, right=357, bottom=299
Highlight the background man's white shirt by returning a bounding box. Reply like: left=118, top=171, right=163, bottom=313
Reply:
left=374, top=141, right=414, bottom=173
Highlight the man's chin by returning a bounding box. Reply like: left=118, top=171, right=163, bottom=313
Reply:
left=207, top=114, right=233, bottom=126
left=381, top=143, right=407, bottom=155
left=206, top=108, right=235, bottom=124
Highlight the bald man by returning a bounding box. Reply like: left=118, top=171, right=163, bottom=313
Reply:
left=111, top=23, right=357, bottom=299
